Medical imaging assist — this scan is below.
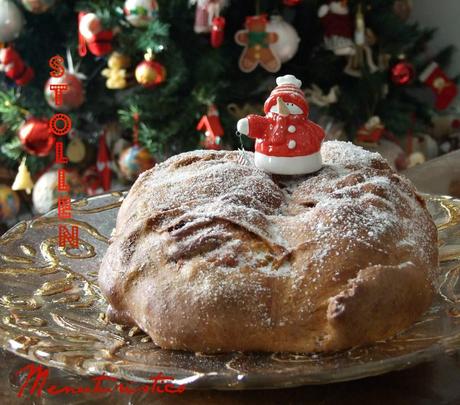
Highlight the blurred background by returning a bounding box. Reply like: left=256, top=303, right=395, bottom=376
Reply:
left=0, top=0, right=459, bottom=232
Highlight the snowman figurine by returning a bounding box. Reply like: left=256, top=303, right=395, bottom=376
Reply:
left=237, top=74, right=325, bottom=175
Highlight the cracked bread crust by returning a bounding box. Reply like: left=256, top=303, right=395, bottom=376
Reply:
left=99, top=141, right=438, bottom=353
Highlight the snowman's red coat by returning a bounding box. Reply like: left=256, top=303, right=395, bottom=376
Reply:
left=245, top=112, right=325, bottom=157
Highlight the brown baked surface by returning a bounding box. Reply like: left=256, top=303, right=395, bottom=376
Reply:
left=99, top=141, right=438, bottom=353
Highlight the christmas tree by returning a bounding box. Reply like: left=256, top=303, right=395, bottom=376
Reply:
left=0, top=0, right=458, bottom=221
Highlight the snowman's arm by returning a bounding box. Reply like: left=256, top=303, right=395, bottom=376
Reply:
left=237, top=115, right=270, bottom=140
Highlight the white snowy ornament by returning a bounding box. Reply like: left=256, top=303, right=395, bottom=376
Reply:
left=0, top=0, right=24, bottom=42
left=237, top=74, right=326, bottom=175
left=266, top=15, right=300, bottom=63
left=32, top=170, right=85, bottom=214
left=124, top=0, right=159, bottom=28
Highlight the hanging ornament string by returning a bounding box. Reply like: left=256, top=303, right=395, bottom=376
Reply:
left=67, top=47, right=75, bottom=74
left=66, top=47, right=89, bottom=80
left=133, top=112, right=140, bottom=146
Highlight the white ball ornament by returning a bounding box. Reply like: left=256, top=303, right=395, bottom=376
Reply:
left=0, top=0, right=24, bottom=42
left=124, top=0, right=159, bottom=28
left=267, top=15, right=300, bottom=63
left=32, top=170, right=85, bottom=214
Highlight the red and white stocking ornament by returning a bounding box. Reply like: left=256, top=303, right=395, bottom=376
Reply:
left=420, top=62, right=458, bottom=110
left=0, top=46, right=34, bottom=86
left=197, top=104, right=224, bottom=150
left=78, top=12, right=114, bottom=57
left=236, top=74, right=325, bottom=175
left=318, top=0, right=355, bottom=56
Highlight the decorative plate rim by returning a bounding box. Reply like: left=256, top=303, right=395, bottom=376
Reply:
left=0, top=192, right=458, bottom=390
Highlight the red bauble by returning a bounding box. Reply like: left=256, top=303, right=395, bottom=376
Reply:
left=283, top=0, right=303, bottom=6
left=18, top=117, right=55, bottom=156
left=135, top=59, right=166, bottom=88
left=391, top=61, right=415, bottom=86
left=44, top=71, right=85, bottom=111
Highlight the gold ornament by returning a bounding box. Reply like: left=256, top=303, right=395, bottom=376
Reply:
left=66, top=137, right=86, bottom=163
left=135, top=62, right=157, bottom=86
left=134, top=51, right=166, bottom=88
left=344, top=6, right=378, bottom=78
left=12, top=158, right=34, bottom=194
left=304, top=84, right=339, bottom=107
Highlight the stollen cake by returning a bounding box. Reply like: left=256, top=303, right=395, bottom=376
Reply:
left=99, top=141, right=438, bottom=353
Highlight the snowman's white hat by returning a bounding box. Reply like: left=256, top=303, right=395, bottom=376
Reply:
left=276, top=74, right=302, bottom=88
left=265, top=74, right=308, bottom=115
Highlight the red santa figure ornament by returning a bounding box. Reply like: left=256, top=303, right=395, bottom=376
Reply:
left=318, top=0, right=355, bottom=56
left=78, top=12, right=114, bottom=57
left=237, top=74, right=325, bottom=175
left=0, top=46, right=34, bottom=86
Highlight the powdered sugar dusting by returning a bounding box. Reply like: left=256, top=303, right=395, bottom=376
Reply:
left=118, top=141, right=436, bottom=287
left=116, top=142, right=437, bottom=328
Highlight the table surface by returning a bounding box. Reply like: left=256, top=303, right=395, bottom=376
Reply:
left=1, top=349, right=459, bottom=404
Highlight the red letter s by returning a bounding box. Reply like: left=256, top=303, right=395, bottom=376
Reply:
left=49, top=55, right=65, bottom=78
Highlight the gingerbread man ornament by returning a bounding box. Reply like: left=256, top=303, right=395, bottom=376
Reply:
left=235, top=15, right=281, bottom=73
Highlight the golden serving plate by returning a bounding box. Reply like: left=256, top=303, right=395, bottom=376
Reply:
left=0, top=193, right=459, bottom=390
